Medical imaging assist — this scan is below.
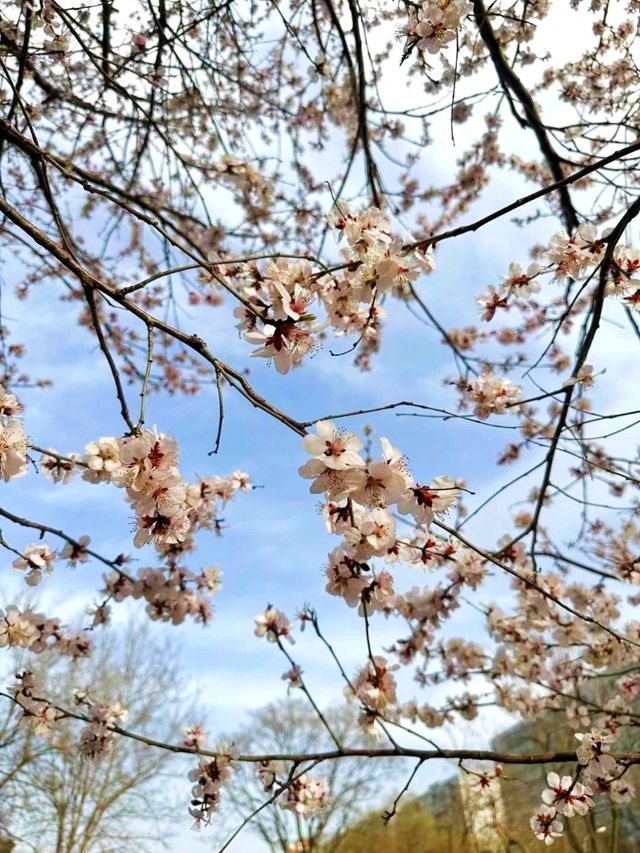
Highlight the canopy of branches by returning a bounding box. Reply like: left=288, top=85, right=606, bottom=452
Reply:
left=0, top=0, right=639, bottom=849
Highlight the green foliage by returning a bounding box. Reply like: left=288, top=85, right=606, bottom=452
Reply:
left=325, top=797, right=468, bottom=853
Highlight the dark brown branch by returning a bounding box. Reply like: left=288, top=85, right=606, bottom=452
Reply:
left=473, top=0, right=579, bottom=232
left=0, top=193, right=306, bottom=438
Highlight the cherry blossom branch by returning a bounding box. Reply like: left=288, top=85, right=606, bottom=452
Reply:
left=0, top=193, right=307, bottom=438
left=382, top=758, right=424, bottom=823
left=532, top=551, right=619, bottom=583
left=307, top=609, right=357, bottom=694
left=406, top=138, right=640, bottom=252
left=472, top=0, right=579, bottom=232
left=84, top=286, right=136, bottom=434
left=274, top=637, right=343, bottom=751
left=345, top=0, right=382, bottom=207
left=0, top=121, right=263, bottom=318
left=119, top=253, right=331, bottom=297
left=2, top=691, right=631, bottom=767
left=28, top=446, right=90, bottom=469
left=136, top=326, right=154, bottom=432
left=209, top=367, right=226, bottom=456
left=301, top=400, right=518, bottom=430
left=506, top=197, right=640, bottom=564
left=435, top=520, right=640, bottom=649
left=217, top=758, right=326, bottom=853
left=0, top=505, right=133, bottom=579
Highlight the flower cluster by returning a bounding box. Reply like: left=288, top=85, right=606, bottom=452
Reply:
left=530, top=805, right=564, bottom=847
left=29, top=430, right=248, bottom=625
left=299, top=420, right=460, bottom=619
left=13, top=671, right=60, bottom=737
left=103, top=564, right=223, bottom=624
left=234, top=205, right=435, bottom=374
left=39, top=431, right=248, bottom=557
left=0, top=0, right=69, bottom=53
left=12, top=543, right=55, bottom=586
left=187, top=753, right=234, bottom=827
left=0, top=384, right=27, bottom=481
left=460, top=370, right=522, bottom=419
left=541, top=772, right=593, bottom=818
left=478, top=225, right=640, bottom=324
left=77, top=699, right=128, bottom=759
left=111, top=431, right=192, bottom=548
left=280, top=774, right=330, bottom=816
left=546, top=224, right=604, bottom=280
left=575, top=729, right=617, bottom=775
left=40, top=448, right=79, bottom=483
left=476, top=262, right=542, bottom=320
left=4, top=4, right=640, bottom=844
left=350, top=656, right=398, bottom=712
left=528, top=722, right=634, bottom=843
left=405, top=0, right=472, bottom=56
left=531, top=756, right=620, bottom=846
left=216, top=155, right=273, bottom=219
left=254, top=606, right=295, bottom=644
left=0, top=605, right=91, bottom=656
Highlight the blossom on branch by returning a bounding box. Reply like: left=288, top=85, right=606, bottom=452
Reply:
left=12, top=543, right=56, bottom=586
left=254, top=607, right=295, bottom=644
